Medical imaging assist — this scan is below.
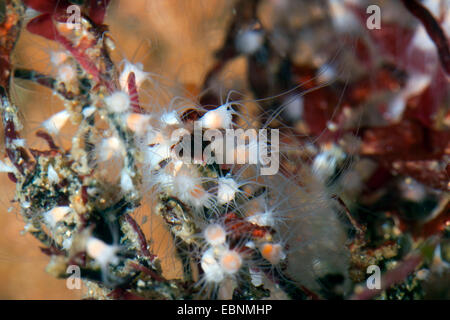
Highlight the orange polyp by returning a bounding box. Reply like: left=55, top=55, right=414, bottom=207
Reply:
left=208, top=229, right=223, bottom=241
left=190, top=184, right=206, bottom=199
left=126, top=113, right=149, bottom=133
left=209, top=114, right=222, bottom=129
left=58, top=64, right=76, bottom=82
left=260, top=243, right=283, bottom=264
left=220, top=250, right=242, bottom=274
left=204, top=224, right=226, bottom=246
left=261, top=243, right=273, bottom=258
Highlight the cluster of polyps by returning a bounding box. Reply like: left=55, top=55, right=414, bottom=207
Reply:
left=3, top=4, right=344, bottom=297
left=200, top=224, right=242, bottom=283
left=197, top=210, right=287, bottom=292
left=38, top=53, right=287, bottom=286
left=111, top=64, right=289, bottom=289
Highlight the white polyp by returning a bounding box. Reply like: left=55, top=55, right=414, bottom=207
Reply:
left=422, top=0, right=441, bottom=18
left=62, top=237, right=73, bottom=250
left=399, top=178, right=426, bottom=202
left=201, top=248, right=225, bottom=283
left=21, top=201, right=31, bottom=209
left=200, top=104, right=233, bottom=129
left=43, top=110, right=71, bottom=135
left=387, top=73, right=431, bottom=122
left=312, top=144, right=346, bottom=181
left=11, top=139, right=26, bottom=147
left=152, top=160, right=181, bottom=190
left=204, top=224, right=227, bottom=246
left=312, top=152, right=335, bottom=181
left=0, top=159, right=15, bottom=173
left=246, top=210, right=275, bottom=227
left=217, top=177, right=239, bottom=204
left=219, top=249, right=242, bottom=275
left=403, top=73, right=431, bottom=97
left=173, top=172, right=212, bottom=208
left=316, top=64, right=336, bottom=84
left=104, top=91, right=131, bottom=114
left=431, top=244, right=450, bottom=274
left=154, top=170, right=175, bottom=190
left=57, top=63, right=76, bottom=82
left=245, top=241, right=256, bottom=249
left=411, top=25, right=436, bottom=52
left=43, top=206, right=72, bottom=229
left=47, top=164, right=60, bottom=184
left=281, top=95, right=304, bottom=122
left=120, top=169, right=134, bottom=192
left=50, top=51, right=69, bottom=66
left=119, top=61, right=148, bottom=92
left=235, top=29, right=264, bottom=55
left=86, top=237, right=120, bottom=267
left=328, top=0, right=359, bottom=32
left=145, top=142, right=173, bottom=170
left=161, top=110, right=181, bottom=126
left=82, top=106, right=96, bottom=118
left=22, top=223, right=34, bottom=234
left=169, top=159, right=184, bottom=174
left=385, top=94, right=406, bottom=122
left=99, top=136, right=125, bottom=161
left=146, top=130, right=164, bottom=145
left=249, top=268, right=264, bottom=287
left=126, top=113, right=151, bottom=134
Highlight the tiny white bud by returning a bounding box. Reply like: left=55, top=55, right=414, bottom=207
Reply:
left=43, top=110, right=70, bottom=135
left=47, top=164, right=60, bottom=184
left=200, top=104, right=233, bottom=129
left=217, top=177, right=239, bottom=204
left=43, top=206, right=71, bottom=229
left=104, top=91, right=131, bottom=113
